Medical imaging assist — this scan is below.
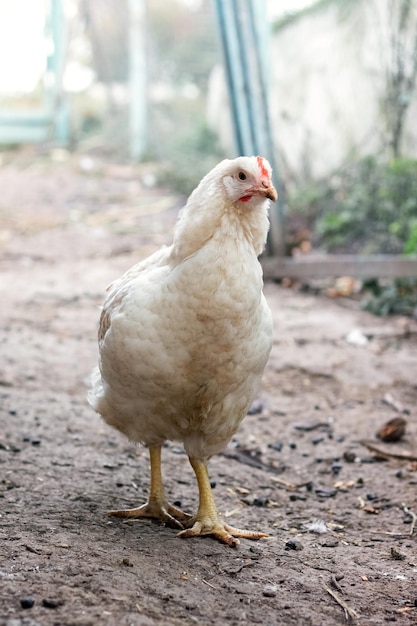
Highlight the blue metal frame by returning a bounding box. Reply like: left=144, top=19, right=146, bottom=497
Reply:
left=0, top=0, right=68, bottom=145
left=213, top=0, right=285, bottom=254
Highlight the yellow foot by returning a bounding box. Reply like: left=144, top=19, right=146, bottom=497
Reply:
left=109, top=501, right=192, bottom=529
left=178, top=519, right=269, bottom=547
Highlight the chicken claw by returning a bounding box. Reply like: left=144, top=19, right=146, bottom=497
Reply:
left=178, top=520, right=268, bottom=547
left=109, top=501, right=191, bottom=529
left=179, top=456, right=269, bottom=546
left=108, top=446, right=191, bottom=529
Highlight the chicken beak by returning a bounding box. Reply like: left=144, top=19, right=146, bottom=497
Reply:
left=264, top=185, right=278, bottom=202
left=258, top=182, right=277, bottom=202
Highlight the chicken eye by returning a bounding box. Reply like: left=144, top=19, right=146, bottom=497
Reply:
left=238, top=171, right=247, bottom=181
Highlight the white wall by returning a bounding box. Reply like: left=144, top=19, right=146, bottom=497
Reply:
left=207, top=0, right=417, bottom=183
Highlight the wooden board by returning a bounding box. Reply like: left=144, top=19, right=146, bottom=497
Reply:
left=261, top=254, right=417, bottom=279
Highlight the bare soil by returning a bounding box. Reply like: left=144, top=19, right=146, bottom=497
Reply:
left=1, top=151, right=416, bottom=626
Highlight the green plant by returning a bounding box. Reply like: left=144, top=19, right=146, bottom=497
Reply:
left=361, top=278, right=417, bottom=316
left=289, top=156, right=417, bottom=254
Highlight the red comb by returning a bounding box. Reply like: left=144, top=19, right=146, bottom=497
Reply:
left=257, top=156, right=269, bottom=178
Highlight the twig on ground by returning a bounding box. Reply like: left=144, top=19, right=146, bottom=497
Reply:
left=330, top=574, right=344, bottom=594
left=401, top=503, right=416, bottom=537
left=220, top=449, right=281, bottom=474
left=202, top=579, right=218, bottom=590
left=360, top=441, right=417, bottom=462
left=325, top=586, right=359, bottom=622
left=269, top=476, right=312, bottom=490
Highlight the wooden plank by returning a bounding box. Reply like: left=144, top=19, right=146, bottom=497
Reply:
left=261, top=255, right=417, bottom=279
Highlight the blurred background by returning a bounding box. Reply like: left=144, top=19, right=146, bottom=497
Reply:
left=0, top=0, right=417, bottom=313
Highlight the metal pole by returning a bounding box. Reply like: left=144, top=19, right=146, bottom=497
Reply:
left=213, top=0, right=285, bottom=256
left=128, top=0, right=148, bottom=160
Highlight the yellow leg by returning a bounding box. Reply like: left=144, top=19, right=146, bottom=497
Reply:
left=109, top=445, right=191, bottom=529
left=178, top=456, right=269, bottom=547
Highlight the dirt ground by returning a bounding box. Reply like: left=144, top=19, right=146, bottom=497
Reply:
left=1, top=150, right=417, bottom=626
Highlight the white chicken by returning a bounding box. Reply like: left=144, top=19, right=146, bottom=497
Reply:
left=89, top=155, right=277, bottom=546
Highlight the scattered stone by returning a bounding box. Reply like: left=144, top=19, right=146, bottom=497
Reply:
left=210, top=481, right=216, bottom=489
left=122, top=557, right=133, bottom=567
left=252, top=497, right=270, bottom=507
left=395, top=469, right=404, bottom=479
left=343, top=450, right=357, bottom=463
left=248, top=399, right=264, bottom=415
left=315, top=487, right=337, bottom=498
left=285, top=539, right=303, bottom=551
left=262, top=584, right=277, bottom=598
left=20, top=596, right=35, bottom=609
left=321, top=539, right=339, bottom=548
left=289, top=442, right=297, bottom=450
left=268, top=442, right=283, bottom=452
left=390, top=547, right=406, bottom=561
left=331, top=462, right=343, bottom=475
left=42, top=598, right=63, bottom=609
left=312, top=436, right=325, bottom=445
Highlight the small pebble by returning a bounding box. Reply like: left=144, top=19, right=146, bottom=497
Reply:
left=366, top=493, right=378, bottom=501
left=20, top=596, right=35, bottom=609
left=331, top=462, right=343, bottom=475
left=122, top=557, right=133, bottom=567
left=268, top=442, right=283, bottom=452
left=173, top=500, right=182, bottom=507
left=251, top=497, right=270, bottom=507
left=312, top=436, right=325, bottom=445
left=31, top=438, right=41, bottom=446
left=315, top=487, right=337, bottom=498
left=390, top=547, right=405, bottom=561
left=321, top=539, right=339, bottom=548
left=289, top=494, right=306, bottom=501
left=210, top=481, right=216, bottom=489
left=285, top=539, right=303, bottom=551
left=262, top=584, right=277, bottom=598
left=289, top=442, right=297, bottom=450
left=248, top=400, right=264, bottom=415
left=42, top=598, right=63, bottom=609
left=343, top=450, right=356, bottom=463
left=395, top=469, right=404, bottom=479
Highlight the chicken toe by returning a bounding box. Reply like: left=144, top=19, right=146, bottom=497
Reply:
left=109, top=501, right=191, bottom=529
left=178, top=518, right=267, bottom=546
left=179, top=456, right=269, bottom=546
left=108, top=446, right=191, bottom=529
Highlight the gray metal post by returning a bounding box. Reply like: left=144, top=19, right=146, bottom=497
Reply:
left=128, top=0, right=148, bottom=160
